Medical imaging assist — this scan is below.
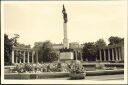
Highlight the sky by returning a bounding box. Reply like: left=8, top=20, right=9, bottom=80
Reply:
left=3, top=1, right=127, bottom=47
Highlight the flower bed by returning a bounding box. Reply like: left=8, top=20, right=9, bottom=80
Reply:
left=5, top=60, right=87, bottom=79
left=9, top=62, right=69, bottom=73
left=5, top=61, right=124, bottom=79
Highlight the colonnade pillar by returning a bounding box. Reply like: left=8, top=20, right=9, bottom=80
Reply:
left=11, top=50, right=14, bottom=63
left=99, top=50, right=102, bottom=61
left=80, top=52, right=83, bottom=61
left=119, top=48, right=122, bottom=61
left=108, top=49, right=111, bottom=61
left=112, top=48, right=115, bottom=61
left=120, top=47, right=124, bottom=61
left=36, top=52, right=38, bottom=63
left=19, top=51, right=22, bottom=63
left=32, top=51, right=34, bottom=63
left=23, top=51, right=25, bottom=63
left=15, top=51, right=18, bottom=63
left=115, top=48, right=118, bottom=61
left=103, top=49, right=106, bottom=61
left=27, top=52, right=29, bottom=63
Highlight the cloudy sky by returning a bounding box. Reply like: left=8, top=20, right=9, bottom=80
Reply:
left=3, top=1, right=127, bottom=47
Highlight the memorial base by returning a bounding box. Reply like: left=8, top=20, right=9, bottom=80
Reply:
left=60, top=52, right=74, bottom=61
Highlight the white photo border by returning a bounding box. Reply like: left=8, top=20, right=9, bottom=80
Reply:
left=1, top=0, right=127, bottom=84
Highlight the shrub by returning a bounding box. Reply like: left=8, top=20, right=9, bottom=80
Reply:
left=68, top=60, right=85, bottom=74
left=67, top=60, right=86, bottom=79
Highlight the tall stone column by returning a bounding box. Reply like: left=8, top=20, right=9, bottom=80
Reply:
left=112, top=48, right=115, bottom=61
left=115, top=48, right=118, bottom=61
left=104, top=49, right=106, bottom=61
left=63, top=23, right=69, bottom=49
left=108, top=49, right=111, bottom=61
left=27, top=51, right=29, bottom=63
left=99, top=50, right=102, bottom=61
left=11, top=50, right=14, bottom=63
left=62, top=5, right=69, bottom=49
left=23, top=51, right=25, bottom=63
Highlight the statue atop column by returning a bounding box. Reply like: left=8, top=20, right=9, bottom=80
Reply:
left=60, top=4, right=74, bottom=61
left=62, top=4, right=68, bottom=23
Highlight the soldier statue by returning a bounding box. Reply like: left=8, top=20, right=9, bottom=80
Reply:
left=62, top=5, right=68, bottom=23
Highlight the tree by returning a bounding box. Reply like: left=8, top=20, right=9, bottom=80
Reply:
left=4, top=34, right=19, bottom=65
left=82, top=42, right=97, bottom=61
left=95, top=39, right=106, bottom=61
left=33, top=41, right=59, bottom=63
left=108, top=36, right=124, bottom=45
left=95, top=39, right=106, bottom=48
left=4, top=34, right=13, bottom=65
